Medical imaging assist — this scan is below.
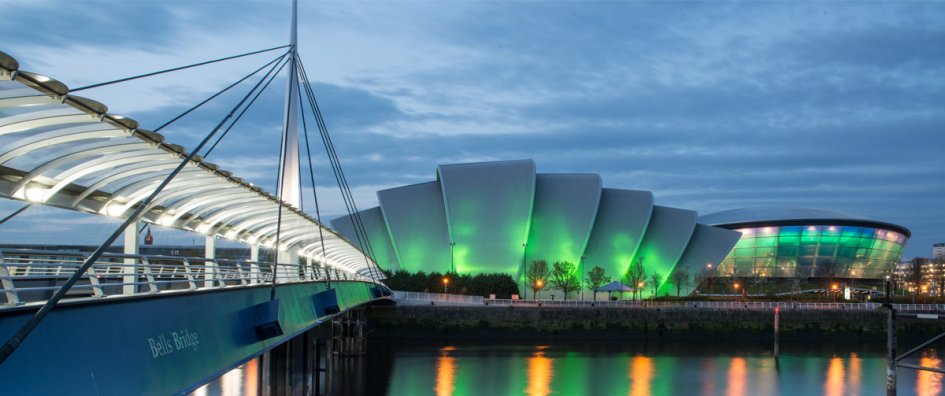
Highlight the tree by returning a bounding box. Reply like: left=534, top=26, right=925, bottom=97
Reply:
left=550, top=261, right=581, bottom=300
left=623, top=257, right=646, bottom=301
left=668, top=269, right=690, bottom=296
left=650, top=272, right=662, bottom=297
left=526, top=260, right=550, bottom=300
left=586, top=265, right=610, bottom=301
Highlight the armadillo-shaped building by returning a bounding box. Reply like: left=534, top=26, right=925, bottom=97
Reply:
left=332, top=159, right=740, bottom=295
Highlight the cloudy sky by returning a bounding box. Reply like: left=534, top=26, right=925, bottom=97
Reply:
left=0, top=0, right=942, bottom=258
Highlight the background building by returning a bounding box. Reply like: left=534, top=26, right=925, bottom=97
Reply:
left=332, top=161, right=912, bottom=297
left=699, top=208, right=910, bottom=292
left=934, top=243, right=945, bottom=260
left=331, top=160, right=739, bottom=297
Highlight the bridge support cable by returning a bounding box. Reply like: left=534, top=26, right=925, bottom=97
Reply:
left=203, top=55, right=292, bottom=158
left=295, top=81, right=331, bottom=288
left=70, top=44, right=291, bottom=92
left=0, top=56, right=291, bottom=365
left=294, top=58, right=382, bottom=283
left=154, top=51, right=290, bottom=134
left=296, top=60, right=381, bottom=284
left=0, top=203, right=31, bottom=226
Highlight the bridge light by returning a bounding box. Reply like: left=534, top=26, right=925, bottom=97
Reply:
left=246, top=235, right=259, bottom=244
left=225, top=230, right=238, bottom=239
left=196, top=223, right=211, bottom=234
left=158, top=215, right=175, bottom=227
left=105, top=203, right=125, bottom=217
left=831, top=283, right=839, bottom=291
left=25, top=186, right=50, bottom=203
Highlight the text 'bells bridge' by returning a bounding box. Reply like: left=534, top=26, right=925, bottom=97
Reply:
left=0, top=8, right=390, bottom=393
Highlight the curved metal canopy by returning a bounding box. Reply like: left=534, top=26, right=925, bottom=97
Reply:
left=698, top=206, right=911, bottom=237
left=0, top=51, right=376, bottom=277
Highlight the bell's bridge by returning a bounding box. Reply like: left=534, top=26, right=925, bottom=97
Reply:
left=0, top=2, right=390, bottom=394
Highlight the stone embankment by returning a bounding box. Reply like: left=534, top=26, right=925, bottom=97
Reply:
left=366, top=304, right=945, bottom=341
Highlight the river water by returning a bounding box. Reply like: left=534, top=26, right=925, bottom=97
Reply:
left=193, top=339, right=944, bottom=395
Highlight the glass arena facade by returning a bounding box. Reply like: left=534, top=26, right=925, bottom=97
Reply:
left=699, top=208, right=910, bottom=280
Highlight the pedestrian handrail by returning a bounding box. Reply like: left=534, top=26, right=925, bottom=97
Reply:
left=389, top=291, right=945, bottom=312
left=391, top=291, right=484, bottom=305
left=0, top=249, right=374, bottom=307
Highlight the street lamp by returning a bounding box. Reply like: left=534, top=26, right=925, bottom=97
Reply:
left=535, top=279, right=543, bottom=300
left=449, top=241, right=456, bottom=274
left=580, top=255, right=586, bottom=301
left=442, top=276, right=450, bottom=294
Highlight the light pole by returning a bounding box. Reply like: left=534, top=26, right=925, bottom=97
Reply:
left=449, top=241, right=455, bottom=275
left=580, top=255, right=586, bottom=301
left=442, top=276, right=449, bottom=294
left=521, top=243, right=527, bottom=299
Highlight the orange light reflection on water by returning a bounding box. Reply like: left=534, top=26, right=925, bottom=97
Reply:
left=849, top=353, right=861, bottom=396
left=436, top=346, right=457, bottom=396
left=727, top=357, right=746, bottom=396
left=918, top=354, right=943, bottom=396
left=824, top=356, right=845, bottom=396
left=629, top=355, right=653, bottom=396
left=526, top=347, right=554, bottom=396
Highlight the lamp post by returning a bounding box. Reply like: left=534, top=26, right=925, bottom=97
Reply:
left=449, top=241, right=455, bottom=275
left=580, top=255, right=585, bottom=301
left=535, top=279, right=543, bottom=300
left=705, top=263, right=714, bottom=294
left=521, top=243, right=527, bottom=299
left=442, top=276, right=449, bottom=294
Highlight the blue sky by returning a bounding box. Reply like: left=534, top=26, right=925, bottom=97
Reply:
left=0, top=0, right=942, bottom=258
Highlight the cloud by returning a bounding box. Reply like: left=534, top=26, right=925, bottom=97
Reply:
left=0, top=0, right=943, bottom=259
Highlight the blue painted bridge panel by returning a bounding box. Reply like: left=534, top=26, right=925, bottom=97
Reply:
left=0, top=280, right=379, bottom=396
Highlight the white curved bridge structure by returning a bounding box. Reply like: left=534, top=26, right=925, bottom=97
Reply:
left=0, top=51, right=376, bottom=278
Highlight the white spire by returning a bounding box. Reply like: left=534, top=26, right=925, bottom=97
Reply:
left=278, top=0, right=301, bottom=208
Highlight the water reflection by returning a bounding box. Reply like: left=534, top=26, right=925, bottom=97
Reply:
left=849, top=353, right=861, bottom=396
left=629, top=355, right=652, bottom=396
left=727, top=357, right=746, bottom=396
left=526, top=346, right=553, bottom=396
left=195, top=341, right=945, bottom=396
left=435, top=346, right=456, bottom=396
left=918, top=351, right=943, bottom=396
left=190, top=357, right=257, bottom=396
left=824, top=356, right=844, bottom=396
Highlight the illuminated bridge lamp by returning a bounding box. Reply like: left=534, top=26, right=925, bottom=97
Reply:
left=442, top=276, right=449, bottom=294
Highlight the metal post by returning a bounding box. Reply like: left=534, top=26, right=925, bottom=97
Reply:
left=580, top=255, right=585, bottom=301
left=773, top=306, right=780, bottom=358
left=521, top=243, right=527, bottom=299
left=122, top=221, right=140, bottom=295
left=887, top=299, right=897, bottom=395
left=204, top=235, right=216, bottom=288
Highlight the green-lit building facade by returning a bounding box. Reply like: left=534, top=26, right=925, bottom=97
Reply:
left=332, top=160, right=740, bottom=296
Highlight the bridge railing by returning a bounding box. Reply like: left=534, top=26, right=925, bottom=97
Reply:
left=392, top=291, right=485, bottom=305
left=0, top=249, right=369, bottom=307
left=390, top=292, right=945, bottom=312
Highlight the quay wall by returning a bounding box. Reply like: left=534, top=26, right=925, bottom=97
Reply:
left=366, top=305, right=945, bottom=341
